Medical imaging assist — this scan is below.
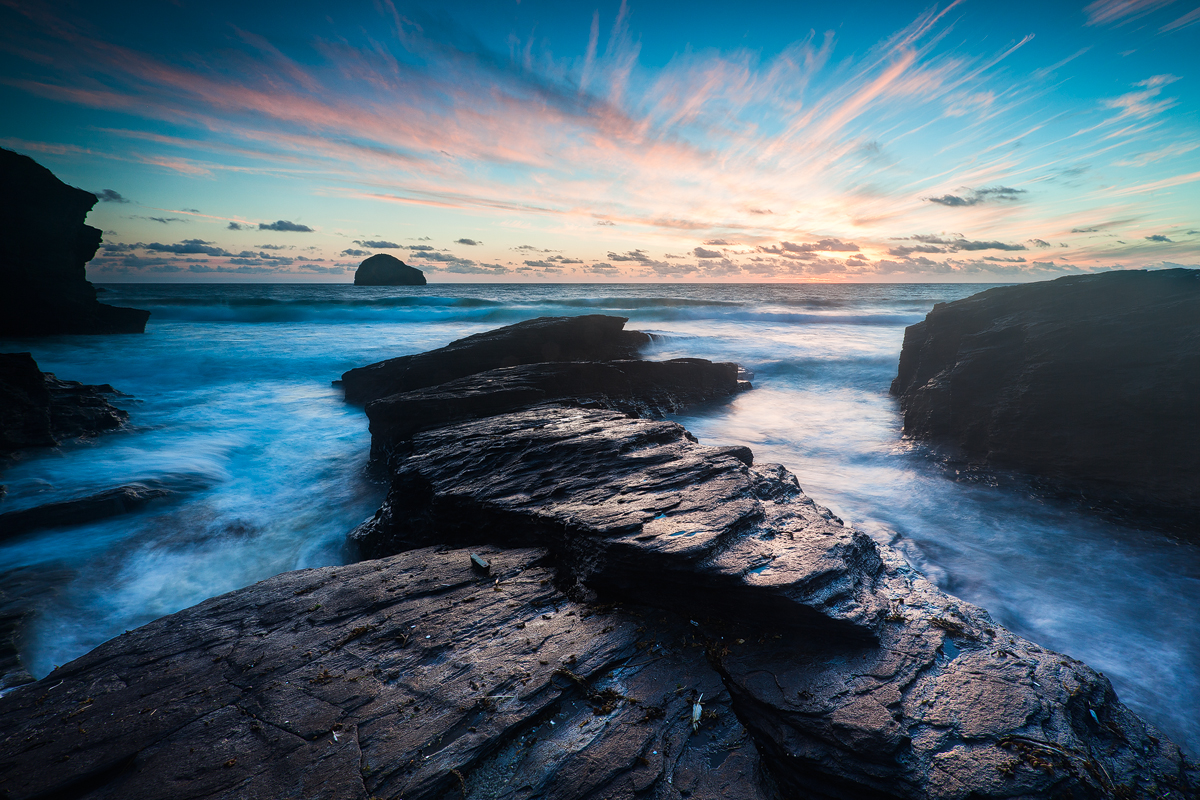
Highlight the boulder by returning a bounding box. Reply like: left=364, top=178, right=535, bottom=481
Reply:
left=364, top=358, right=747, bottom=461
left=0, top=148, right=149, bottom=335
left=0, top=483, right=171, bottom=542
left=353, top=253, right=426, bottom=286
left=340, top=315, right=651, bottom=404
left=890, top=268, right=1200, bottom=522
left=0, top=352, right=128, bottom=452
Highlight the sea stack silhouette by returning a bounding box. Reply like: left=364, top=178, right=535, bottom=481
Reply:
left=353, top=253, right=426, bottom=286
left=0, top=148, right=149, bottom=336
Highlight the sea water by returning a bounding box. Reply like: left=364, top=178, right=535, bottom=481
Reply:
left=1, top=283, right=1196, bottom=756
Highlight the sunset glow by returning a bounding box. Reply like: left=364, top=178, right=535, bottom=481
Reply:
left=3, top=0, right=1198, bottom=281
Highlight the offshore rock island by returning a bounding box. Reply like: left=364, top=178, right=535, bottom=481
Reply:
left=891, top=268, right=1200, bottom=526
left=353, top=253, right=427, bottom=286
left=1, top=316, right=1194, bottom=800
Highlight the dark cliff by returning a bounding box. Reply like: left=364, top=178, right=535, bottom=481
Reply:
left=0, top=149, right=149, bottom=336
left=890, top=268, right=1200, bottom=521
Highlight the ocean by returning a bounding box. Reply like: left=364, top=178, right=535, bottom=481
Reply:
left=1, top=282, right=1197, bottom=756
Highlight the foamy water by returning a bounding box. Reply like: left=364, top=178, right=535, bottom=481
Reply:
left=1, top=283, right=1196, bottom=756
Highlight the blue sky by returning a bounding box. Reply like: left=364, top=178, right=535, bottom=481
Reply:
left=2, top=0, right=1198, bottom=281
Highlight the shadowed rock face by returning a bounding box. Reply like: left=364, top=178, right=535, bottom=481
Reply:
left=0, top=148, right=149, bottom=335
left=353, top=253, right=427, bottom=286
left=0, top=352, right=127, bottom=452
left=364, top=358, right=747, bottom=461
left=341, top=315, right=652, bottom=404
left=890, top=268, right=1200, bottom=522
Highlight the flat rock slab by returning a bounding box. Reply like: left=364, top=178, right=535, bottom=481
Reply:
left=890, top=268, right=1200, bottom=520
left=340, top=315, right=651, bottom=404
left=0, top=547, right=776, bottom=800
left=0, top=483, right=171, bottom=541
left=364, top=358, right=745, bottom=460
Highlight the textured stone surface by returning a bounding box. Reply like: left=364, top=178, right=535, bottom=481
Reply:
left=353, top=253, right=427, bottom=286
left=0, top=352, right=128, bottom=452
left=2, top=407, right=1193, bottom=798
left=0, top=148, right=149, bottom=336
left=890, top=268, right=1200, bottom=520
left=340, top=315, right=651, bottom=404
left=352, top=405, right=1196, bottom=798
left=354, top=406, right=884, bottom=642
left=364, top=358, right=746, bottom=461
left=0, top=547, right=778, bottom=800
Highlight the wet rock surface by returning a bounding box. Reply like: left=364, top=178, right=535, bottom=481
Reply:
left=0, top=566, right=73, bottom=692
left=0, top=352, right=128, bottom=453
left=353, top=253, right=427, bottom=286
left=354, top=406, right=883, bottom=643
left=365, top=358, right=746, bottom=461
left=0, top=484, right=171, bottom=542
left=0, top=148, right=149, bottom=336
left=353, top=405, right=1197, bottom=798
left=890, top=268, right=1200, bottom=522
left=341, top=315, right=651, bottom=404
left=0, top=547, right=778, bottom=800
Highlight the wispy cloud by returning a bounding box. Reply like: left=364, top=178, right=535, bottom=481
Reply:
left=1083, top=0, right=1178, bottom=27
left=1160, top=6, right=1200, bottom=31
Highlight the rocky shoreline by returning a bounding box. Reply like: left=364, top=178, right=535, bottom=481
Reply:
left=0, top=316, right=1195, bottom=799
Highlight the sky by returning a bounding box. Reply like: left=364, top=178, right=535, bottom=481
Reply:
left=2, top=0, right=1198, bottom=283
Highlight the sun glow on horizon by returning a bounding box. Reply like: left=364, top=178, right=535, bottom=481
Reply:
left=1, top=0, right=1197, bottom=283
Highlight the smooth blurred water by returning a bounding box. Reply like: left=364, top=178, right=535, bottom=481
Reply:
left=1, top=282, right=1196, bottom=757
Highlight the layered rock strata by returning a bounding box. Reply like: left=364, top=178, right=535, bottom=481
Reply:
left=0, top=352, right=128, bottom=452
left=364, top=358, right=746, bottom=461
left=0, top=148, right=149, bottom=335
left=890, top=268, right=1200, bottom=521
left=352, top=404, right=1196, bottom=798
left=340, top=315, right=651, bottom=404
left=0, top=548, right=776, bottom=800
